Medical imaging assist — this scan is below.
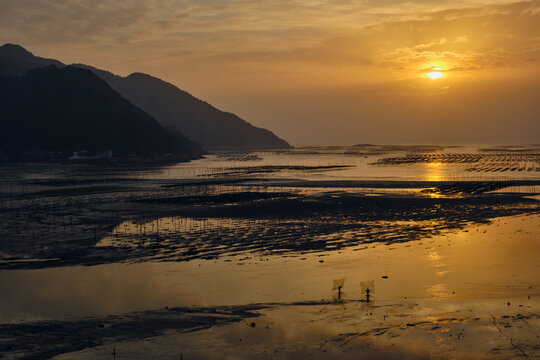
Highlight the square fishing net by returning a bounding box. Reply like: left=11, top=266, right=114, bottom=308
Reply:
left=360, top=280, right=375, bottom=294
left=332, top=278, right=345, bottom=290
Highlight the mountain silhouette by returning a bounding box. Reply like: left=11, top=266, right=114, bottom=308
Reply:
left=0, top=44, right=291, bottom=151
left=0, top=43, right=63, bottom=76
left=0, top=65, right=203, bottom=159
left=74, top=65, right=291, bottom=151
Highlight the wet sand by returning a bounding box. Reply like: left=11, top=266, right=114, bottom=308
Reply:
left=1, top=177, right=538, bottom=269
left=1, top=146, right=539, bottom=359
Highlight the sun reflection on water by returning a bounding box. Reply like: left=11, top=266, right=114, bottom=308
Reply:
left=425, top=283, right=456, bottom=300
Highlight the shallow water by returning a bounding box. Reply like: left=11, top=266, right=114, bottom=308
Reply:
left=36, top=214, right=539, bottom=359
left=137, top=145, right=540, bottom=182
left=0, top=145, right=539, bottom=359
left=2, top=215, right=538, bottom=315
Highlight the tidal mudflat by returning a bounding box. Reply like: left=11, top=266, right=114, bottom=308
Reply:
left=1, top=145, right=539, bottom=359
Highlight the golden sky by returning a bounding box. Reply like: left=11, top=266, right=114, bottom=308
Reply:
left=1, top=0, right=539, bottom=145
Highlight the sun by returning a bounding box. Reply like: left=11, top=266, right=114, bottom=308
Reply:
left=426, top=71, right=443, bottom=79
left=425, top=66, right=444, bottom=79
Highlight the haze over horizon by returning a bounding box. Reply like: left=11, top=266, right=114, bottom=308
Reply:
left=1, top=0, right=539, bottom=146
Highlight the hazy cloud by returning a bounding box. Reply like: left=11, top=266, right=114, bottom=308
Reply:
left=0, top=0, right=538, bottom=144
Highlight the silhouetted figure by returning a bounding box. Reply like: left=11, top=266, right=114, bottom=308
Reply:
left=366, top=288, right=371, bottom=303
left=333, top=278, right=345, bottom=300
